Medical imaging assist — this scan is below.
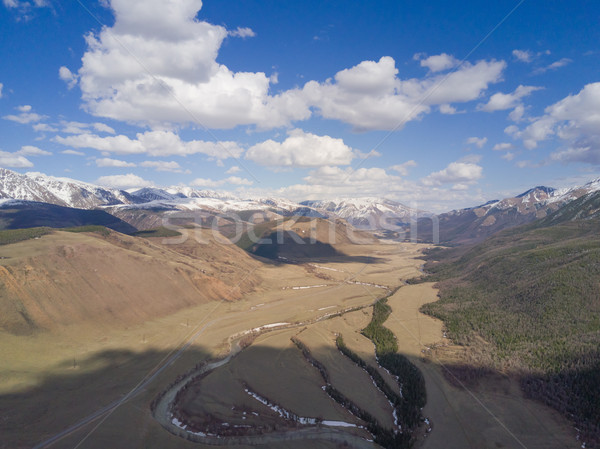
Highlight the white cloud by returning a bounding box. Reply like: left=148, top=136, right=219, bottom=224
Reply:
left=225, top=176, right=253, bottom=185
left=225, top=165, right=241, bottom=174
left=492, top=142, right=514, bottom=151
left=32, top=123, right=58, bottom=132
left=59, top=120, right=115, bottom=135
left=466, top=136, right=487, bottom=148
left=512, top=49, right=533, bottom=63
left=96, top=173, right=154, bottom=189
left=509, top=104, right=525, bottom=122
left=59, top=66, right=78, bottom=89
left=69, top=2, right=505, bottom=132
left=390, top=160, right=417, bottom=176
left=459, top=154, right=482, bottom=164
left=533, top=58, right=572, bottom=74
left=303, top=56, right=505, bottom=131
left=228, top=27, right=255, bottom=38
left=417, top=53, right=459, bottom=72
left=275, top=165, right=406, bottom=201
left=3, top=105, right=47, bottom=124
left=512, top=82, right=600, bottom=164
left=3, top=0, right=49, bottom=9
left=93, top=122, right=115, bottom=134
left=439, top=104, right=460, bottom=114
left=53, top=130, right=244, bottom=159
left=190, top=176, right=253, bottom=187
left=421, top=161, right=483, bottom=186
left=501, top=152, right=515, bottom=161
left=95, top=157, right=136, bottom=168
left=74, top=0, right=308, bottom=129
left=17, top=145, right=51, bottom=156
left=61, top=149, right=85, bottom=156
left=246, top=128, right=356, bottom=167
left=140, top=160, right=183, bottom=172
left=262, top=164, right=484, bottom=213
left=479, top=85, right=542, bottom=112
left=0, top=150, right=33, bottom=168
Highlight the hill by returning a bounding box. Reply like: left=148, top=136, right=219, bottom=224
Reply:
left=0, top=228, right=261, bottom=335
left=419, top=215, right=600, bottom=446
left=0, top=200, right=137, bottom=234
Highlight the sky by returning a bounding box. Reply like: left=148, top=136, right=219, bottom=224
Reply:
left=1, top=0, right=600, bottom=212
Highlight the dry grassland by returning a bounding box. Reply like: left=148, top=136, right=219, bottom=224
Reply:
left=0, top=230, right=580, bottom=449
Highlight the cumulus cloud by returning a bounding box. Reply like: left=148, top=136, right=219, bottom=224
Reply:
left=303, top=56, right=505, bottom=131
left=492, top=142, right=514, bottom=151
left=3, top=105, right=47, bottom=124
left=421, top=161, right=483, bottom=186
left=439, top=104, right=460, bottom=114
left=71, top=0, right=308, bottom=129
left=390, top=160, right=417, bottom=176
left=32, top=123, right=58, bottom=132
left=59, top=66, right=78, bottom=89
left=510, top=82, right=600, bottom=164
left=512, top=49, right=533, bottom=63
left=3, top=0, right=50, bottom=17
left=59, top=120, right=115, bottom=134
left=140, top=160, right=184, bottom=172
left=466, top=136, right=487, bottom=148
left=246, top=129, right=357, bottom=168
left=228, top=27, right=255, bottom=38
left=533, top=58, right=572, bottom=74
left=512, top=49, right=551, bottom=64
left=225, top=165, right=241, bottom=174
left=0, top=150, right=33, bottom=168
left=274, top=165, right=405, bottom=201
left=263, top=164, right=483, bottom=213
left=190, top=176, right=253, bottom=187
left=95, top=157, right=136, bottom=168
left=96, top=173, right=154, bottom=189
left=17, top=145, right=51, bottom=156
left=501, top=152, right=515, bottom=161
left=61, top=149, right=85, bottom=156
left=479, top=85, right=542, bottom=112
left=67, top=2, right=505, bottom=132
left=416, top=53, right=459, bottom=72
left=53, top=130, right=244, bottom=159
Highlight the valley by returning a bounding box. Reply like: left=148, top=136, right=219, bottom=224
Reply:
left=0, top=224, right=581, bottom=449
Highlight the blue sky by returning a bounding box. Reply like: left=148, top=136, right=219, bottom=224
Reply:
left=1, top=0, right=599, bottom=212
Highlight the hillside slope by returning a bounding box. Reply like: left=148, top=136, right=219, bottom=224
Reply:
left=0, top=229, right=261, bottom=335
left=420, top=219, right=600, bottom=446
left=0, top=200, right=137, bottom=234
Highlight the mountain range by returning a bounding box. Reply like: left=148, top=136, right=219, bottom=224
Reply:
left=1, top=167, right=600, bottom=243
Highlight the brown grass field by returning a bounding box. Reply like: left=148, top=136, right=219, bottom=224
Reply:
left=0, top=229, right=581, bottom=449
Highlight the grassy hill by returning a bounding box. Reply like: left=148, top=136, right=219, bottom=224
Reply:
left=0, top=228, right=261, bottom=335
left=419, top=217, right=600, bottom=446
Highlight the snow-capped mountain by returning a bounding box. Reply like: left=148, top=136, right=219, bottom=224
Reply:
left=301, top=197, right=428, bottom=229
left=417, top=180, right=600, bottom=244
left=0, top=168, right=136, bottom=209
left=122, top=189, right=325, bottom=217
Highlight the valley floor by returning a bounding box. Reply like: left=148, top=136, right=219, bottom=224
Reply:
left=0, top=236, right=579, bottom=449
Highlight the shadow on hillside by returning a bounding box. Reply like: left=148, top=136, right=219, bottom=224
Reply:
left=251, top=231, right=386, bottom=264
